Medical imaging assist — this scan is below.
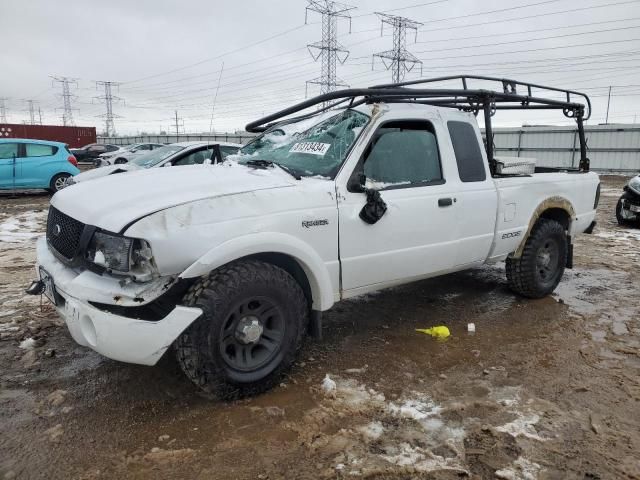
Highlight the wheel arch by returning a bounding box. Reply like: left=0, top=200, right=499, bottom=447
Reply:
left=512, top=196, right=575, bottom=259
left=178, top=232, right=336, bottom=311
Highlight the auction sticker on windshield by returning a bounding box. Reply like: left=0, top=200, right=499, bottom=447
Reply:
left=289, top=142, right=331, bottom=156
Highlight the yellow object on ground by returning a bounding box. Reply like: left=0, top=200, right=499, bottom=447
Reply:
left=415, top=326, right=451, bottom=339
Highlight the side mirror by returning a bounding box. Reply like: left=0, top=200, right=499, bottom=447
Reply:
left=348, top=172, right=366, bottom=193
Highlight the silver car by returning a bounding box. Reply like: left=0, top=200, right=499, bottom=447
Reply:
left=96, top=143, right=166, bottom=167
left=70, top=141, right=242, bottom=184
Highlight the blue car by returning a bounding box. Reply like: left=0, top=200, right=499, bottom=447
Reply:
left=0, top=138, right=80, bottom=193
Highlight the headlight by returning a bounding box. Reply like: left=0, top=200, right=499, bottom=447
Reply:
left=86, top=232, right=156, bottom=280
left=628, top=176, right=640, bottom=194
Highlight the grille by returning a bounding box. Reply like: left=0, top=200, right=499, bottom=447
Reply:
left=47, top=207, right=85, bottom=261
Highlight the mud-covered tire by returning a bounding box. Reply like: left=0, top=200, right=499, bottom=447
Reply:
left=48, top=173, right=71, bottom=193
left=175, top=260, right=308, bottom=398
left=506, top=219, right=568, bottom=299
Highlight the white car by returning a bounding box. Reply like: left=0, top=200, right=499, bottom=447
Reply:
left=70, top=141, right=242, bottom=184
left=29, top=76, right=600, bottom=398
left=96, top=143, right=166, bottom=167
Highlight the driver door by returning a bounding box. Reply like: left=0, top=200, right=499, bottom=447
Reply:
left=338, top=119, right=460, bottom=294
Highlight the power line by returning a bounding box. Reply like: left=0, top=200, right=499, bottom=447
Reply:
left=373, top=13, right=423, bottom=83
left=306, top=0, right=356, bottom=101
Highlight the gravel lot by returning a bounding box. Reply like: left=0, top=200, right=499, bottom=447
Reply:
left=1, top=176, right=639, bottom=479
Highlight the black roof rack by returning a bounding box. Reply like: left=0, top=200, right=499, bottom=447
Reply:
left=245, top=75, right=591, bottom=173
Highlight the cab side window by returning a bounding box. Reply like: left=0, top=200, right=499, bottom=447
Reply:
left=447, top=121, right=487, bottom=182
left=0, top=143, right=19, bottom=159
left=362, top=121, right=443, bottom=189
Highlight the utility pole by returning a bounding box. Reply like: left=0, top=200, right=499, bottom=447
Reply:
left=95, top=81, right=122, bottom=137
left=0, top=98, right=7, bottom=123
left=173, top=110, right=184, bottom=136
left=51, top=76, right=78, bottom=126
left=373, top=13, right=423, bottom=84
left=605, top=86, right=612, bottom=124
left=305, top=0, right=355, bottom=104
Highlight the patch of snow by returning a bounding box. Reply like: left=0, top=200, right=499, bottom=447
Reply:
left=0, top=211, right=47, bottom=244
left=322, top=374, right=337, bottom=396
left=19, top=338, right=36, bottom=350
left=358, top=421, right=384, bottom=440
left=594, top=230, right=640, bottom=242
left=365, top=179, right=411, bottom=190
left=496, top=413, right=545, bottom=441
left=388, top=398, right=443, bottom=421
left=94, top=250, right=106, bottom=267
left=495, top=457, right=542, bottom=480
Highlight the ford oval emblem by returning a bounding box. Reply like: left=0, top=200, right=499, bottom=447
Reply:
left=53, top=224, right=62, bottom=236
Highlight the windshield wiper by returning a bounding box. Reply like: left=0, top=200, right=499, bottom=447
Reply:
left=245, top=159, right=301, bottom=180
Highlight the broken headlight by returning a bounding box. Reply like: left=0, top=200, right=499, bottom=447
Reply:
left=86, top=231, right=156, bottom=280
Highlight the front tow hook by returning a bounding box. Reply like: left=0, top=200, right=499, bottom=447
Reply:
left=25, top=280, right=45, bottom=296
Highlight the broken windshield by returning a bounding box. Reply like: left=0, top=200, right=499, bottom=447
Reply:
left=235, top=109, right=369, bottom=178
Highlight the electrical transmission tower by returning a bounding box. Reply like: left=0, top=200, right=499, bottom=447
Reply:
left=0, top=98, right=7, bottom=123
left=373, top=13, right=423, bottom=84
left=95, top=81, right=122, bottom=137
left=305, top=0, right=355, bottom=102
left=173, top=111, right=185, bottom=136
left=51, top=76, right=78, bottom=126
left=25, top=100, right=41, bottom=125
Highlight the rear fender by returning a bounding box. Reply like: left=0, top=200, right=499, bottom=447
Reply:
left=179, top=232, right=335, bottom=311
left=512, top=196, right=575, bottom=259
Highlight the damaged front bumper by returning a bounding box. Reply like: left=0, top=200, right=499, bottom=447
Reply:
left=32, top=237, right=202, bottom=365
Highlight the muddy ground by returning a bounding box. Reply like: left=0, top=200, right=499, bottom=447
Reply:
left=0, top=177, right=639, bottom=480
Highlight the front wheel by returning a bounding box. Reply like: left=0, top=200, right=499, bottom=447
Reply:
left=506, top=219, right=568, bottom=299
left=48, top=173, right=71, bottom=193
left=114, top=157, right=128, bottom=165
left=175, top=260, right=308, bottom=398
left=616, top=197, right=637, bottom=226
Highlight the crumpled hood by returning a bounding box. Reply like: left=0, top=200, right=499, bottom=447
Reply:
left=53, top=163, right=295, bottom=232
left=73, top=163, right=140, bottom=183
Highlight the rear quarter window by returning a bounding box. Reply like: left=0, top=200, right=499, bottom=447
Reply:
left=25, top=144, right=58, bottom=157
left=447, top=121, right=486, bottom=182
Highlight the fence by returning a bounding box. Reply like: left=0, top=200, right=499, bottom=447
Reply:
left=99, top=124, right=640, bottom=173
left=98, top=133, right=256, bottom=146
left=492, top=124, right=640, bottom=173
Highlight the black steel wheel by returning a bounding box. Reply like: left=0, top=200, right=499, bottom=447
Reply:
left=506, top=219, right=568, bottom=298
left=175, top=260, right=308, bottom=398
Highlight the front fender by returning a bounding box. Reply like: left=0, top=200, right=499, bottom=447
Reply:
left=179, top=232, right=336, bottom=311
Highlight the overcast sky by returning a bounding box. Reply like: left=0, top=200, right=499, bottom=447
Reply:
left=1, top=0, right=640, bottom=135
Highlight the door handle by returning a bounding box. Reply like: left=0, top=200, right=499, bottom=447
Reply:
left=438, top=198, right=453, bottom=207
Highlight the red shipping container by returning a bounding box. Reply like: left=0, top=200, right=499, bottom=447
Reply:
left=0, top=124, right=96, bottom=148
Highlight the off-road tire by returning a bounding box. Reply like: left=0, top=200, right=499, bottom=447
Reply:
left=48, top=173, right=71, bottom=193
left=506, top=219, right=568, bottom=299
left=175, top=260, right=308, bottom=399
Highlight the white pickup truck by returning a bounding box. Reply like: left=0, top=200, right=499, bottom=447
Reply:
left=29, top=76, right=600, bottom=398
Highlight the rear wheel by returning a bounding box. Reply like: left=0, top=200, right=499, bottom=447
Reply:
left=506, top=219, right=568, bottom=298
left=48, top=173, right=71, bottom=193
left=175, top=260, right=308, bottom=398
